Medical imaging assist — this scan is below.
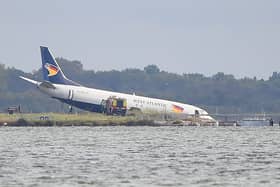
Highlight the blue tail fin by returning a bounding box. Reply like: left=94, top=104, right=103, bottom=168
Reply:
left=40, top=46, right=80, bottom=86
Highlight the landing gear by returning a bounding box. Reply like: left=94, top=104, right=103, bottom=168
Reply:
left=68, top=105, right=73, bottom=113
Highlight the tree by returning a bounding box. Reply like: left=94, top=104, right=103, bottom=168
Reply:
left=2, top=57, right=280, bottom=114
left=144, top=65, right=160, bottom=74
left=269, top=72, right=280, bottom=81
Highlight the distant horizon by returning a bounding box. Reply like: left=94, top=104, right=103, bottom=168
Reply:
left=1, top=48, right=279, bottom=80
left=1, top=57, right=277, bottom=81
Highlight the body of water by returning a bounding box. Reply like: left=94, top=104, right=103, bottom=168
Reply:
left=1, top=126, right=280, bottom=186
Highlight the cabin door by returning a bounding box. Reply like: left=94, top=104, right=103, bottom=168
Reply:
left=68, top=90, right=74, bottom=100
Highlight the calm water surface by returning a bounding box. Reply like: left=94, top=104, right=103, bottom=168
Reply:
left=1, top=126, right=280, bottom=187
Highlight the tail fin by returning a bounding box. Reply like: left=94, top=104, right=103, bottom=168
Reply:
left=40, top=46, right=80, bottom=86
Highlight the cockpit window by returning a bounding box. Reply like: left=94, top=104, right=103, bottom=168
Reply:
left=201, top=110, right=208, bottom=115
left=195, top=110, right=200, bottom=115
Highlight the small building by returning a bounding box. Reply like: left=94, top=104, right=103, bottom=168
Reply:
left=7, top=105, right=21, bottom=115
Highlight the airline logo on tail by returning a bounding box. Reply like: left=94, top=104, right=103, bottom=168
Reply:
left=44, top=63, right=60, bottom=77
left=172, top=104, right=184, bottom=113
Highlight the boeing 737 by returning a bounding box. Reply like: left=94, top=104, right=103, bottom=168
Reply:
left=20, top=46, right=214, bottom=121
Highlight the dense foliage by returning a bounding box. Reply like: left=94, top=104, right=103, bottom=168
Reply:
left=1, top=58, right=280, bottom=114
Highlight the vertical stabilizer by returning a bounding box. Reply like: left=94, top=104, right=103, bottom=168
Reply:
left=40, top=46, right=79, bottom=86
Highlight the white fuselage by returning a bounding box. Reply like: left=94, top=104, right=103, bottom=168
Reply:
left=38, top=83, right=214, bottom=121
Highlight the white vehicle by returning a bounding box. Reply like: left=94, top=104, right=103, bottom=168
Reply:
left=20, top=46, right=214, bottom=121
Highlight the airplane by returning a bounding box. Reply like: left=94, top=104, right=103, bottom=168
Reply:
left=20, top=46, right=215, bottom=121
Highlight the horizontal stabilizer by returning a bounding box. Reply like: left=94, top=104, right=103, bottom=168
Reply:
left=40, top=81, right=56, bottom=89
left=19, top=76, right=39, bottom=85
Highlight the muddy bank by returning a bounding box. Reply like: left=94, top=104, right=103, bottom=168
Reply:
left=0, top=118, right=219, bottom=127
left=0, top=118, right=160, bottom=127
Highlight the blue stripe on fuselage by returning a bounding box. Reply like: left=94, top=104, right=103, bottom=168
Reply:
left=54, top=97, right=102, bottom=112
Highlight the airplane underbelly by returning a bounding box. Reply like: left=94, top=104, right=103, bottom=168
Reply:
left=71, top=90, right=102, bottom=106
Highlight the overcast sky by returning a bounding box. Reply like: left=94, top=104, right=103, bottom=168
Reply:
left=0, top=0, right=280, bottom=79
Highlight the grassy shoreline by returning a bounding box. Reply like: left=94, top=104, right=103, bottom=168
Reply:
left=0, top=113, right=156, bottom=127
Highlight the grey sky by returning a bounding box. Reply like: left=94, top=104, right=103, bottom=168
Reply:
left=0, top=0, right=280, bottom=79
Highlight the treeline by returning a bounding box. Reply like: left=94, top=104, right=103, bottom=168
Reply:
left=1, top=58, right=280, bottom=113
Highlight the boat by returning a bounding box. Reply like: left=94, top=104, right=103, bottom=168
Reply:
left=238, top=117, right=273, bottom=126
